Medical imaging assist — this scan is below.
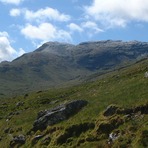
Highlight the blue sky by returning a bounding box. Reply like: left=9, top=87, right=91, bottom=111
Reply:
left=0, top=0, right=148, bottom=62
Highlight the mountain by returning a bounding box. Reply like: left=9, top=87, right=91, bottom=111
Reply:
left=0, top=57, right=147, bottom=147
left=0, top=40, right=148, bottom=96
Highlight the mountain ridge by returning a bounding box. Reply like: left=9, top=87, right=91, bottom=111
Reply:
left=0, top=40, right=147, bottom=96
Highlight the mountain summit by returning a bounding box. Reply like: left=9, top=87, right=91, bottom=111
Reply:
left=0, top=40, right=147, bottom=96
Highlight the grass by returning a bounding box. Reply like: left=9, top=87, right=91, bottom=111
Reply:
left=0, top=58, right=147, bottom=147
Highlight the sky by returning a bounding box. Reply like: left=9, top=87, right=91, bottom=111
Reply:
left=0, top=0, right=148, bottom=62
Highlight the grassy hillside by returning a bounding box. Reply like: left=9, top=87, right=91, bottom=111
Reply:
left=0, top=58, right=147, bottom=147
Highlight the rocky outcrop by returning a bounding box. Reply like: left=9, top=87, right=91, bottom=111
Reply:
left=31, top=135, right=44, bottom=145
left=33, top=100, right=88, bottom=131
left=56, top=122, right=95, bottom=145
left=10, top=134, right=25, bottom=147
left=103, top=104, right=148, bottom=117
left=97, top=116, right=124, bottom=134
left=103, top=105, right=119, bottom=116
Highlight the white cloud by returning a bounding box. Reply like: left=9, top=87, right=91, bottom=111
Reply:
left=81, top=21, right=104, bottom=37
left=82, top=21, right=103, bottom=32
left=21, top=23, right=72, bottom=43
left=68, top=23, right=83, bottom=32
left=85, top=0, right=148, bottom=28
left=18, top=48, right=25, bottom=56
left=10, top=8, right=21, bottom=16
left=0, top=0, right=23, bottom=5
left=0, top=31, right=25, bottom=62
left=24, top=7, right=71, bottom=22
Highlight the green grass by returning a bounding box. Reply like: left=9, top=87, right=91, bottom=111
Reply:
left=0, top=58, right=147, bottom=147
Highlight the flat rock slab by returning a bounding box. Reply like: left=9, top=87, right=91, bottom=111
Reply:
left=33, top=100, right=88, bottom=131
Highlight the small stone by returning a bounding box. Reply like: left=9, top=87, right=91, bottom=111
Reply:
left=10, top=134, right=25, bottom=147
left=144, top=72, right=148, bottom=78
left=41, top=136, right=51, bottom=145
left=103, top=105, right=119, bottom=116
left=34, top=135, right=44, bottom=140
left=32, top=135, right=44, bottom=145
left=108, top=130, right=121, bottom=144
left=4, top=127, right=11, bottom=133
left=16, top=101, right=24, bottom=107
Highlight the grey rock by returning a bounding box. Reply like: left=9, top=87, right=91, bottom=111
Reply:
left=33, top=100, right=88, bottom=131
left=10, top=134, right=25, bottom=147
left=117, top=104, right=148, bottom=115
left=103, top=105, right=119, bottom=116
left=104, top=104, right=148, bottom=117
left=144, top=72, right=148, bottom=78
left=34, top=135, right=44, bottom=140
left=32, top=135, right=44, bottom=145
left=16, top=101, right=24, bottom=107
left=108, top=131, right=121, bottom=144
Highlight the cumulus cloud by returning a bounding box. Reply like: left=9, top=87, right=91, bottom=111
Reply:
left=21, top=23, right=72, bottom=43
left=24, top=7, right=71, bottom=22
left=10, top=8, right=21, bottom=16
left=85, top=0, right=148, bottom=28
left=82, top=21, right=103, bottom=32
left=0, top=31, right=25, bottom=62
left=68, top=23, right=83, bottom=32
left=0, top=0, right=23, bottom=5
left=18, top=48, right=25, bottom=56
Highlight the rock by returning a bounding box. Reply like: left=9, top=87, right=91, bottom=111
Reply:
left=117, top=104, right=148, bottom=115
left=9, top=111, right=21, bottom=116
left=104, top=104, right=148, bottom=116
left=97, top=117, right=123, bottom=134
left=144, top=72, right=148, bottom=78
left=56, top=122, right=94, bottom=145
left=16, top=101, right=24, bottom=107
left=10, top=134, right=25, bottom=147
left=50, top=100, right=59, bottom=104
left=32, top=135, right=44, bottom=145
left=37, top=110, right=48, bottom=119
left=85, top=135, right=98, bottom=142
left=108, top=130, right=120, bottom=144
left=37, top=90, right=43, bottom=93
left=4, top=127, right=14, bottom=134
left=34, top=135, right=44, bottom=140
left=33, top=100, right=88, bottom=131
left=4, top=128, right=10, bottom=133
left=24, top=93, right=29, bottom=98
left=134, top=104, right=148, bottom=114
left=103, top=105, right=119, bottom=116
left=16, top=127, right=23, bottom=132
left=41, top=136, right=51, bottom=145
left=77, top=139, right=85, bottom=146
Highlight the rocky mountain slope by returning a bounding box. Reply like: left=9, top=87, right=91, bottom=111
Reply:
left=0, top=57, right=147, bottom=147
left=0, top=40, right=148, bottom=96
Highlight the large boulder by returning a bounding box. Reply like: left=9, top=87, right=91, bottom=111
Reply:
left=33, top=100, right=88, bottom=131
